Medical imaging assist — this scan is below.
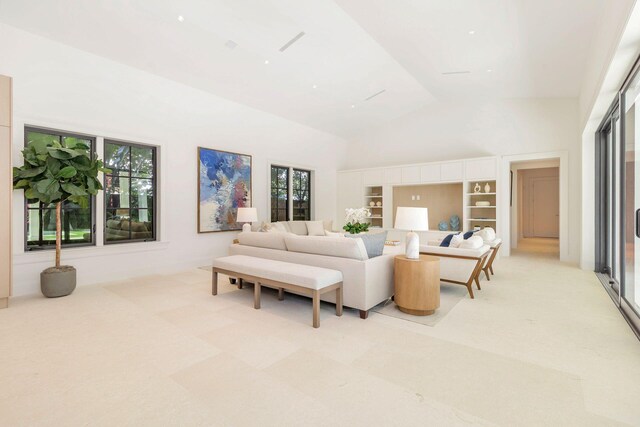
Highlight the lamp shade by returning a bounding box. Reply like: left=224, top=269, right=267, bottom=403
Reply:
left=394, top=207, right=429, bottom=231
left=236, top=207, right=258, bottom=223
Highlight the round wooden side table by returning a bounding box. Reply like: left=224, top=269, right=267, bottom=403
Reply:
left=394, top=254, right=440, bottom=316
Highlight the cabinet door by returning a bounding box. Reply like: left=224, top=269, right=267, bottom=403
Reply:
left=383, top=168, right=402, bottom=184
left=363, top=169, right=383, bottom=186
left=420, top=164, right=441, bottom=183
left=401, top=166, right=420, bottom=184
left=337, top=171, right=363, bottom=226
left=465, top=158, right=497, bottom=180
left=440, top=162, right=463, bottom=181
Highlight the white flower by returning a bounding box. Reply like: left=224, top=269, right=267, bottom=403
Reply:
left=345, top=207, right=370, bottom=224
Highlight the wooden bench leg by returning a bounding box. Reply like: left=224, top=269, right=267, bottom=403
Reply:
left=254, top=282, right=261, bottom=309
left=238, top=278, right=243, bottom=290
left=359, top=310, right=369, bottom=319
left=475, top=276, right=481, bottom=290
left=212, top=270, right=218, bottom=296
left=336, top=286, right=343, bottom=317
left=489, top=265, right=494, bottom=275
left=278, top=288, right=284, bottom=301
left=467, top=283, right=475, bottom=299
left=484, top=268, right=491, bottom=281
left=312, top=290, right=320, bottom=328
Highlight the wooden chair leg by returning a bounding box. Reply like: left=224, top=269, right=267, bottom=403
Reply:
left=212, top=270, right=218, bottom=296
left=336, top=286, right=343, bottom=317
left=359, top=310, right=369, bottom=319
left=238, top=278, right=243, bottom=289
left=278, top=288, right=284, bottom=301
left=312, top=290, right=320, bottom=328
left=467, top=284, right=475, bottom=299
left=484, top=268, right=490, bottom=281
left=489, top=266, right=494, bottom=275
left=254, top=282, right=261, bottom=309
left=475, top=276, right=481, bottom=290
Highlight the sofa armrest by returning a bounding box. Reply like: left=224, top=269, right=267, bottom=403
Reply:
left=420, top=245, right=490, bottom=259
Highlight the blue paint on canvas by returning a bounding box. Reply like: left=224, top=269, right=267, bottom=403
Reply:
left=199, top=148, right=251, bottom=232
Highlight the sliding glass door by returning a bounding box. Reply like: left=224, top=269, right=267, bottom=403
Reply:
left=622, top=67, right=640, bottom=330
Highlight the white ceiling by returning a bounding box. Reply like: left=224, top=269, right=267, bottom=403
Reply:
left=0, top=0, right=623, bottom=137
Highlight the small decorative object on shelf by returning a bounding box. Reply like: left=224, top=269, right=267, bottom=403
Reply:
left=343, top=207, right=371, bottom=234
left=449, top=215, right=460, bottom=231
left=438, top=220, right=449, bottom=231
left=475, top=201, right=491, bottom=207
left=385, top=240, right=401, bottom=246
left=484, top=183, right=491, bottom=193
left=473, top=225, right=482, bottom=231
left=369, top=201, right=375, bottom=207
left=376, top=201, right=382, bottom=207
left=474, top=183, right=481, bottom=193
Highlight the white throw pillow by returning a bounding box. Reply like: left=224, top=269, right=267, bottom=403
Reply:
left=449, top=233, right=464, bottom=248
left=305, top=220, right=325, bottom=236
left=459, top=235, right=484, bottom=249
left=271, top=222, right=288, bottom=233
left=324, top=230, right=344, bottom=238
left=475, top=227, right=496, bottom=243
left=237, top=232, right=287, bottom=251
left=287, top=221, right=308, bottom=235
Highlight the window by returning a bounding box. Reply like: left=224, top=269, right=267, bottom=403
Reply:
left=104, top=140, right=156, bottom=243
left=270, top=165, right=289, bottom=222
left=292, top=168, right=311, bottom=220
left=25, top=128, right=95, bottom=250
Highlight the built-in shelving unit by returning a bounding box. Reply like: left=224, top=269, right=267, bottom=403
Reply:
left=464, top=180, right=497, bottom=231
left=364, top=185, right=383, bottom=228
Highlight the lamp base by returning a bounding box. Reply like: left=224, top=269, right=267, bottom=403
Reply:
left=406, top=231, right=420, bottom=259
left=242, top=223, right=252, bottom=233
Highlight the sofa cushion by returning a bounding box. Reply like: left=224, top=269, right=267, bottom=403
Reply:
left=440, top=233, right=455, bottom=247
left=284, top=235, right=369, bottom=261
left=325, top=230, right=344, bottom=238
left=306, top=220, right=325, bottom=236
left=271, top=222, right=288, bottom=233
left=323, top=220, right=333, bottom=231
left=450, top=233, right=464, bottom=248
left=459, top=235, right=484, bottom=249
left=277, top=221, right=292, bottom=233
left=476, top=227, right=496, bottom=243
left=345, top=231, right=387, bottom=258
left=287, top=221, right=308, bottom=235
left=237, top=232, right=287, bottom=251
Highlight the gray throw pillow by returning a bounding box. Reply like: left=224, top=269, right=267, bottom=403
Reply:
left=345, top=231, right=388, bottom=258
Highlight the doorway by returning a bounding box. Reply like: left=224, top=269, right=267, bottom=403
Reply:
left=511, top=159, right=561, bottom=258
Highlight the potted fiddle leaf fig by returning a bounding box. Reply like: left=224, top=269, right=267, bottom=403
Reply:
left=13, top=137, right=109, bottom=297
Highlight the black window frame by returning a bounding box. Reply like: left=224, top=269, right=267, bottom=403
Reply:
left=23, top=126, right=97, bottom=251
left=270, top=165, right=290, bottom=222
left=103, top=139, right=158, bottom=244
left=292, top=168, right=311, bottom=221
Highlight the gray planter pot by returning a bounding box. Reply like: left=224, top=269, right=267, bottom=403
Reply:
left=41, top=266, right=76, bottom=298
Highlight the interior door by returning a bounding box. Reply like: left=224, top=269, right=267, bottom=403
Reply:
left=531, top=176, right=560, bottom=238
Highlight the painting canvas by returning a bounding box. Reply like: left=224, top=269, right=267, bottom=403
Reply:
left=198, top=147, right=252, bottom=233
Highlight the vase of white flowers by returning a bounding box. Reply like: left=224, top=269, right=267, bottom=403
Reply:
left=343, top=207, right=371, bottom=234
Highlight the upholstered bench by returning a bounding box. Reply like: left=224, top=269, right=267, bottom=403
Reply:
left=211, top=255, right=343, bottom=328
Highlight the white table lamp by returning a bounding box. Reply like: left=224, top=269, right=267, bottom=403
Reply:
left=394, top=207, right=429, bottom=259
left=236, top=207, right=258, bottom=233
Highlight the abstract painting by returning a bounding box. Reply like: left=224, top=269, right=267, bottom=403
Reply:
left=197, top=147, right=252, bottom=233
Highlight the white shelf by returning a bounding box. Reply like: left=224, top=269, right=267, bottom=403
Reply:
left=467, top=218, right=496, bottom=222
left=468, top=206, right=497, bottom=208
left=364, top=195, right=382, bottom=198
left=466, top=192, right=496, bottom=196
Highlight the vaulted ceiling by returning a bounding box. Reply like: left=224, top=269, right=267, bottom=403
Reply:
left=0, top=0, right=623, bottom=137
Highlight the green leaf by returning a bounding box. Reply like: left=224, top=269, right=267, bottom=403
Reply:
left=25, top=188, right=38, bottom=200
left=14, top=179, right=30, bottom=189
left=58, top=166, right=77, bottom=179
left=19, top=166, right=46, bottom=178
left=35, top=178, right=55, bottom=194
left=47, top=147, right=81, bottom=160
left=61, top=182, right=87, bottom=196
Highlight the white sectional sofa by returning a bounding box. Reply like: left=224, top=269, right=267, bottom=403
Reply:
left=227, top=232, right=402, bottom=318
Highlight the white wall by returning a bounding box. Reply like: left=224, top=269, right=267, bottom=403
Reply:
left=0, top=24, right=347, bottom=296
left=345, top=98, right=582, bottom=263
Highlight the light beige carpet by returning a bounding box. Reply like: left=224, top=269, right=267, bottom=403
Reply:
left=371, top=283, right=468, bottom=326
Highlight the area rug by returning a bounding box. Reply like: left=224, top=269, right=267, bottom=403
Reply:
left=371, top=284, right=468, bottom=327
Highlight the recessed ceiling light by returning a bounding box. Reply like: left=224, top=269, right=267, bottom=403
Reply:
left=468, top=30, right=475, bottom=35
left=351, top=104, right=355, bottom=109
left=177, top=15, right=184, bottom=22
left=312, top=84, right=317, bottom=89
left=487, top=69, right=493, bottom=72
left=264, top=60, right=270, bottom=65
